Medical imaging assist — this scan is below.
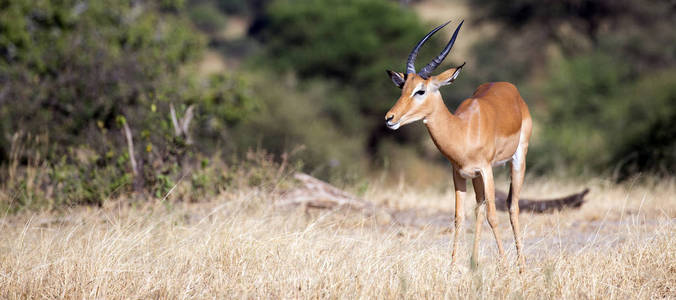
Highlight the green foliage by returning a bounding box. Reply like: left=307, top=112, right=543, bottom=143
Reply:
left=230, top=73, right=367, bottom=181
left=252, top=0, right=441, bottom=128
left=608, top=71, right=676, bottom=179
left=189, top=2, right=228, bottom=33
left=256, top=0, right=424, bottom=83
left=0, top=134, right=296, bottom=212
left=0, top=0, right=206, bottom=157
left=2, top=0, right=674, bottom=212
left=161, top=0, right=187, bottom=12
left=469, top=0, right=675, bottom=179
left=0, top=134, right=133, bottom=212
left=214, top=0, right=252, bottom=15
left=0, top=0, right=262, bottom=210
left=530, top=52, right=676, bottom=178
left=247, top=0, right=466, bottom=175
left=470, top=0, right=676, bottom=73
left=198, top=74, right=258, bottom=125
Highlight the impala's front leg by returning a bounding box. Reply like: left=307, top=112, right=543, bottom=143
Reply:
left=451, top=167, right=467, bottom=266
left=470, top=182, right=484, bottom=270
left=473, top=168, right=505, bottom=269
left=480, top=168, right=505, bottom=260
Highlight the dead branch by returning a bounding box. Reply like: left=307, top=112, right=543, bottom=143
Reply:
left=170, top=103, right=181, bottom=137
left=170, top=103, right=195, bottom=145
left=122, top=120, right=137, bottom=177
left=182, top=105, right=195, bottom=145
left=122, top=118, right=145, bottom=192
left=277, top=173, right=376, bottom=212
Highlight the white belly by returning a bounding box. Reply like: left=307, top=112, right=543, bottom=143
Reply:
left=491, top=142, right=523, bottom=168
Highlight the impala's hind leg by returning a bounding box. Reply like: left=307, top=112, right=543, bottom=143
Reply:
left=451, top=168, right=467, bottom=266
left=508, top=142, right=528, bottom=271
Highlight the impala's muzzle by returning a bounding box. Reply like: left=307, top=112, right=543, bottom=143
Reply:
left=385, top=114, right=401, bottom=130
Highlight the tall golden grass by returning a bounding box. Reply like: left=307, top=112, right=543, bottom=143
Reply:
left=1, top=176, right=675, bottom=298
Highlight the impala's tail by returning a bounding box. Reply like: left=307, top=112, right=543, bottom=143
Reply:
left=495, top=188, right=589, bottom=213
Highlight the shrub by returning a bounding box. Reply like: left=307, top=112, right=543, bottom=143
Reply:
left=529, top=52, right=676, bottom=179
left=189, top=2, right=228, bottom=33
left=0, top=0, right=262, bottom=209
left=250, top=0, right=447, bottom=138
left=0, top=0, right=206, bottom=160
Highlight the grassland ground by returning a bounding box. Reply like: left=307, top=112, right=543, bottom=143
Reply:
left=0, top=176, right=674, bottom=298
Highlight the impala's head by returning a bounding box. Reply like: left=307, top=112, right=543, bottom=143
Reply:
left=385, top=21, right=465, bottom=130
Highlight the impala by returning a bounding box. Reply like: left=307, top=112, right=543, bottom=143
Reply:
left=385, top=20, right=532, bottom=270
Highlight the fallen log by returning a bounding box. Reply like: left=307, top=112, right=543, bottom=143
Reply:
left=276, top=173, right=376, bottom=212
left=495, top=188, right=589, bottom=213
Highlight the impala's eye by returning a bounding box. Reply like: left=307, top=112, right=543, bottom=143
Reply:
left=415, top=90, right=425, bottom=96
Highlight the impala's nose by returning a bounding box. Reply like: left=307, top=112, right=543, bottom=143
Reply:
left=385, top=114, right=400, bottom=130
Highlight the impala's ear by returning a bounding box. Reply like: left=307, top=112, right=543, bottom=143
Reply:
left=432, top=62, right=465, bottom=87
left=386, top=70, right=406, bottom=89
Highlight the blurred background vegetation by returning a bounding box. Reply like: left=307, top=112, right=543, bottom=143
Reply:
left=1, top=0, right=674, bottom=211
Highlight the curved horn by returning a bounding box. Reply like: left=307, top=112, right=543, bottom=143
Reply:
left=418, top=20, right=464, bottom=79
left=406, top=21, right=451, bottom=74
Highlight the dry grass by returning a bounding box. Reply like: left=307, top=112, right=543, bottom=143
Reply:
left=1, top=177, right=675, bottom=299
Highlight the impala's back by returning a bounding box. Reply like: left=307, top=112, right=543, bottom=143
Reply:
left=454, top=81, right=532, bottom=166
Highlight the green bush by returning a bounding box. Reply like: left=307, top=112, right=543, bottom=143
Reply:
left=0, top=0, right=263, bottom=209
left=0, top=0, right=205, bottom=158
left=229, top=73, right=367, bottom=182
left=251, top=0, right=445, bottom=134
left=607, top=71, right=676, bottom=180
left=467, top=0, right=675, bottom=180
left=214, top=0, right=252, bottom=15
left=529, top=52, right=676, bottom=179
left=246, top=0, right=467, bottom=178
left=189, top=2, right=228, bottom=33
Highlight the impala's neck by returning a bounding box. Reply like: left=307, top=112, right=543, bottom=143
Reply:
left=423, top=92, right=466, bottom=162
